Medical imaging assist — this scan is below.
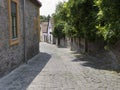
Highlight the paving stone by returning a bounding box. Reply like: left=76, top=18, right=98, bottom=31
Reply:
left=0, top=42, right=120, bottom=90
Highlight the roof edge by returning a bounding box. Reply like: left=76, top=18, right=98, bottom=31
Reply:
left=36, top=0, right=42, bottom=7
left=30, top=0, right=42, bottom=7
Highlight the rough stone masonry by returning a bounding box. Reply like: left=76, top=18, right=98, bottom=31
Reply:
left=0, top=0, right=41, bottom=77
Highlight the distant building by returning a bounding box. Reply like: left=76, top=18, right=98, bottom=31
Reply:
left=47, top=18, right=56, bottom=44
left=0, top=0, right=41, bottom=76
left=40, top=22, right=48, bottom=42
left=40, top=18, right=56, bottom=44
left=47, top=18, right=53, bottom=44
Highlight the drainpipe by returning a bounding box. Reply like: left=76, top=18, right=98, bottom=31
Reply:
left=23, top=0, right=27, bottom=64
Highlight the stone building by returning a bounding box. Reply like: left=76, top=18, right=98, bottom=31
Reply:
left=47, top=18, right=55, bottom=44
left=40, top=22, right=48, bottom=42
left=0, top=0, right=41, bottom=76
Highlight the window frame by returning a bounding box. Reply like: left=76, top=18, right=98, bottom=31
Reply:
left=8, top=0, right=20, bottom=46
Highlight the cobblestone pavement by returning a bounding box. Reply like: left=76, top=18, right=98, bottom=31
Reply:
left=0, top=42, right=120, bottom=90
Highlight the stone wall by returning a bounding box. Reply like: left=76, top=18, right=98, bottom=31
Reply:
left=70, top=38, right=79, bottom=51
left=0, top=0, right=24, bottom=76
left=110, top=41, right=120, bottom=65
left=70, top=38, right=85, bottom=52
left=0, top=0, right=40, bottom=77
left=69, top=38, right=104, bottom=53
left=25, top=0, right=39, bottom=59
left=87, top=40, right=104, bottom=54
left=69, top=37, right=120, bottom=69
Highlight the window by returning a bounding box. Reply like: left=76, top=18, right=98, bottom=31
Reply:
left=11, top=1, right=17, bottom=39
left=8, top=0, right=19, bottom=45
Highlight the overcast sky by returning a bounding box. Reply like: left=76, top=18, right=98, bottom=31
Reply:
left=39, top=0, right=68, bottom=16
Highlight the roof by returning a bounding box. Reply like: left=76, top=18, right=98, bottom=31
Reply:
left=30, top=0, right=42, bottom=7
left=41, top=22, right=48, bottom=33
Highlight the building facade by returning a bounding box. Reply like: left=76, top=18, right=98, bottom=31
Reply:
left=47, top=18, right=54, bottom=44
left=0, top=0, right=41, bottom=76
left=40, top=22, right=48, bottom=42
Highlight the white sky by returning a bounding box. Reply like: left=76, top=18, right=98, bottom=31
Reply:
left=39, top=0, right=68, bottom=16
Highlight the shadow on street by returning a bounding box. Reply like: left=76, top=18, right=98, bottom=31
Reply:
left=72, top=52, right=120, bottom=73
left=0, top=52, right=51, bottom=90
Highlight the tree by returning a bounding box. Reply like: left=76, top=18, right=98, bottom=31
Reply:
left=53, top=22, right=65, bottom=45
left=53, top=1, right=77, bottom=38
left=95, top=0, right=120, bottom=44
left=40, top=15, right=51, bottom=22
left=53, top=22, right=65, bottom=38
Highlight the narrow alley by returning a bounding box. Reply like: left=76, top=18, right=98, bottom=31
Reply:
left=0, top=42, right=120, bottom=90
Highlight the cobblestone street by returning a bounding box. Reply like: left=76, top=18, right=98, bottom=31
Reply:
left=0, top=42, right=120, bottom=90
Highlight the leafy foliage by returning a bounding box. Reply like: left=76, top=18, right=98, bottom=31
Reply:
left=95, top=0, right=120, bottom=44
left=53, top=22, right=65, bottom=39
left=53, top=0, right=120, bottom=44
left=67, top=0, right=100, bottom=41
left=40, top=15, right=50, bottom=22
left=52, top=2, right=67, bottom=39
left=63, top=23, right=77, bottom=38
